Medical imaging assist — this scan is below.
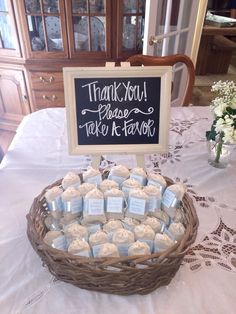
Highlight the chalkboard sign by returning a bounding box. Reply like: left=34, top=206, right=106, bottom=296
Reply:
left=63, top=66, right=172, bottom=155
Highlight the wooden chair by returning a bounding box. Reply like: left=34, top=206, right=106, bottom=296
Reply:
left=126, top=54, right=195, bottom=106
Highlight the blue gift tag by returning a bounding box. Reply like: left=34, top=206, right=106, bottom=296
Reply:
left=162, top=189, right=178, bottom=208
left=128, top=197, right=146, bottom=215
left=106, top=196, right=123, bottom=213
left=48, top=195, right=63, bottom=212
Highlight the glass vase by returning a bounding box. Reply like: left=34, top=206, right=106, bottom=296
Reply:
left=207, top=139, right=232, bottom=169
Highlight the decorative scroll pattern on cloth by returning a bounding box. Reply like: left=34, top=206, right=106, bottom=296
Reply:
left=145, top=117, right=209, bottom=170
left=145, top=142, right=194, bottom=172
left=164, top=177, right=236, bottom=272
left=183, top=219, right=236, bottom=272
left=170, top=117, right=208, bottom=135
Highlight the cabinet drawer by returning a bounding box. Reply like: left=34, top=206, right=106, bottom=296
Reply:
left=32, top=90, right=65, bottom=109
left=30, top=71, right=64, bottom=90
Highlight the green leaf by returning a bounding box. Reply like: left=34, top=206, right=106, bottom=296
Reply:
left=225, top=107, right=236, bottom=115
left=206, top=123, right=217, bottom=141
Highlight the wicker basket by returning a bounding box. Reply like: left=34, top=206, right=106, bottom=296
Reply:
left=26, top=176, right=198, bottom=295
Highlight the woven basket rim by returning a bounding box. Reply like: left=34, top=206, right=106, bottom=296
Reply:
left=26, top=173, right=199, bottom=295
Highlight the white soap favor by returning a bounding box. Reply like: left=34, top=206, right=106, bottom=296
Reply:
left=61, top=187, right=83, bottom=221
left=112, top=228, right=135, bottom=256
left=122, top=178, right=141, bottom=198
left=122, top=217, right=140, bottom=232
left=45, top=186, right=63, bottom=219
left=68, top=239, right=91, bottom=257
left=78, top=182, right=97, bottom=197
left=61, top=171, right=81, bottom=189
left=44, top=215, right=61, bottom=231
left=154, top=233, right=174, bottom=253
left=64, top=223, right=88, bottom=244
left=108, top=165, right=130, bottom=187
left=147, top=173, right=167, bottom=194
left=43, top=230, right=67, bottom=251
left=83, top=167, right=102, bottom=186
left=89, top=231, right=109, bottom=257
left=172, top=208, right=185, bottom=224
left=83, top=188, right=106, bottom=224
left=143, top=216, right=162, bottom=233
left=59, top=216, right=78, bottom=230
left=89, top=230, right=108, bottom=247
left=134, top=224, right=155, bottom=252
left=143, top=185, right=162, bottom=215
left=153, top=209, right=171, bottom=227
left=161, top=183, right=186, bottom=218
left=80, top=219, right=102, bottom=235
left=130, top=167, right=147, bottom=186
left=104, top=188, right=125, bottom=220
left=103, top=219, right=123, bottom=241
left=128, top=240, right=151, bottom=256
left=97, top=243, right=120, bottom=258
left=99, top=179, right=119, bottom=192
left=126, top=189, right=148, bottom=221
left=168, top=222, right=185, bottom=241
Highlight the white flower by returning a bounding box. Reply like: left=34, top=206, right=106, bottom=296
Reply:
left=208, top=80, right=236, bottom=145
left=213, top=102, right=227, bottom=117
left=223, top=128, right=236, bottom=144
left=211, top=80, right=236, bottom=98
left=230, top=97, right=236, bottom=109
left=215, top=118, right=225, bottom=133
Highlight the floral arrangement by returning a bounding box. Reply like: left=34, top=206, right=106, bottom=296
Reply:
left=206, top=80, right=236, bottom=164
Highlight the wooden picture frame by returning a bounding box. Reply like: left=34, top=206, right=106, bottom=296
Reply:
left=63, top=66, right=172, bottom=156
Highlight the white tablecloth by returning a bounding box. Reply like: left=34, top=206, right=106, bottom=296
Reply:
left=0, top=107, right=236, bottom=314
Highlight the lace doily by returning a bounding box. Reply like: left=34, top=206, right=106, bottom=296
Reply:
left=184, top=219, right=236, bottom=272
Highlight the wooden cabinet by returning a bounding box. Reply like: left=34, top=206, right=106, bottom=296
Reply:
left=0, top=66, right=30, bottom=131
left=0, top=0, right=146, bottom=118
left=28, top=71, right=64, bottom=110
left=17, top=0, right=145, bottom=63
left=0, top=0, right=30, bottom=131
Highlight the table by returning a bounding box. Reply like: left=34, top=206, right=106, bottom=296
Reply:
left=203, top=25, right=236, bottom=36
left=196, top=25, right=236, bottom=75
left=0, top=107, right=236, bottom=314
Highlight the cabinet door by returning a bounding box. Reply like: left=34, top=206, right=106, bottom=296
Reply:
left=0, top=0, right=21, bottom=58
left=0, top=68, right=30, bottom=131
left=17, top=0, right=68, bottom=59
left=116, top=0, right=146, bottom=60
left=66, top=0, right=112, bottom=63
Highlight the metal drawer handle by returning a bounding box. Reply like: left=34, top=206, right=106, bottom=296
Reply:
left=39, top=76, right=54, bottom=83
left=42, top=95, right=57, bottom=101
